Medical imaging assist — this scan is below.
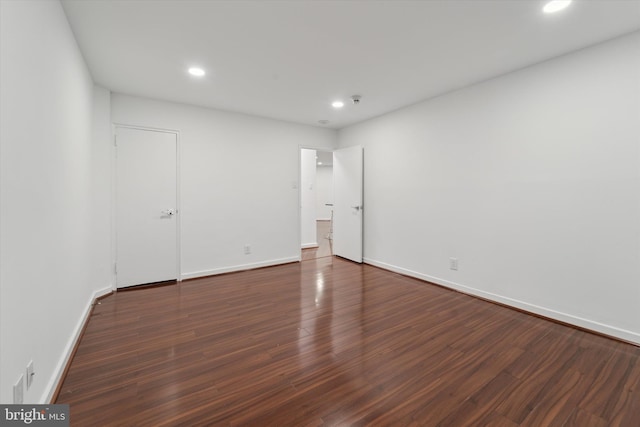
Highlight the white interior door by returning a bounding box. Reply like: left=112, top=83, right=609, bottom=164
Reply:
left=116, top=127, right=178, bottom=288
left=333, top=145, right=363, bottom=263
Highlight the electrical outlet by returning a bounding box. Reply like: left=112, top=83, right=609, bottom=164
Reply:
left=26, top=360, right=35, bottom=390
left=449, top=257, right=458, bottom=271
left=244, top=244, right=251, bottom=255
left=14, top=375, right=24, bottom=404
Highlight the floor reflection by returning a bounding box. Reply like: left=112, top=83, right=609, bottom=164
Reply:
left=295, top=256, right=369, bottom=421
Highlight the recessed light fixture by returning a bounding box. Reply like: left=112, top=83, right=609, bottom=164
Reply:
left=331, top=101, right=344, bottom=109
left=543, top=0, right=572, bottom=14
left=318, top=162, right=323, bottom=165
left=188, top=67, right=206, bottom=77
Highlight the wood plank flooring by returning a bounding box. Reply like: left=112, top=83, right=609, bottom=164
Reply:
left=56, top=257, right=640, bottom=426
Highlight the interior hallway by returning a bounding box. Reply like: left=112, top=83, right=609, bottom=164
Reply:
left=301, top=220, right=332, bottom=261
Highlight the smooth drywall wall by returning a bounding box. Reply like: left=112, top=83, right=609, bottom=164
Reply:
left=316, top=166, right=333, bottom=220
left=0, top=0, right=113, bottom=403
left=90, top=87, right=114, bottom=295
left=301, top=149, right=318, bottom=248
left=111, top=94, right=337, bottom=278
left=339, top=32, right=640, bottom=343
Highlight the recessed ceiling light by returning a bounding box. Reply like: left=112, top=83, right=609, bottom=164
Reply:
left=318, top=162, right=323, bottom=165
left=332, top=101, right=344, bottom=109
left=188, top=67, right=205, bottom=77
left=543, top=0, right=572, bottom=14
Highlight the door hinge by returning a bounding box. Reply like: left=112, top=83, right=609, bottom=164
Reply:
left=113, top=135, right=117, bottom=147
left=114, top=263, right=117, bottom=274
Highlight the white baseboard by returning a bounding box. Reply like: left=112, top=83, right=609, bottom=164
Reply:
left=301, top=242, right=319, bottom=249
left=316, top=218, right=331, bottom=222
left=363, top=258, right=640, bottom=345
left=181, top=256, right=300, bottom=280
left=42, top=284, right=113, bottom=403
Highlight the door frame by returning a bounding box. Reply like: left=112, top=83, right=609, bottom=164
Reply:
left=112, top=124, right=182, bottom=289
left=298, top=145, right=335, bottom=261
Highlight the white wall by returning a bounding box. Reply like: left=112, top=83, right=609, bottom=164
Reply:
left=91, top=87, right=114, bottom=292
left=111, top=94, right=337, bottom=278
left=339, top=32, right=640, bottom=344
left=316, top=166, right=333, bottom=220
left=0, top=0, right=113, bottom=403
left=300, top=149, right=317, bottom=248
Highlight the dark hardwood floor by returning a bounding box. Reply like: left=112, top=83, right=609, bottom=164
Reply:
left=56, top=257, right=640, bottom=426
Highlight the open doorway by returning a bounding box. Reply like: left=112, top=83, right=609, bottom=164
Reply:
left=300, top=148, right=334, bottom=261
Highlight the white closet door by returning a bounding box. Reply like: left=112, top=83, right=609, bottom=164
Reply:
left=116, top=127, right=178, bottom=287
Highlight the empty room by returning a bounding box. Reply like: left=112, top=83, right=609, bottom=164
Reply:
left=1, top=0, right=639, bottom=425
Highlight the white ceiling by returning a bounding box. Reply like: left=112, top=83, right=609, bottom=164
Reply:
left=61, top=0, right=640, bottom=129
